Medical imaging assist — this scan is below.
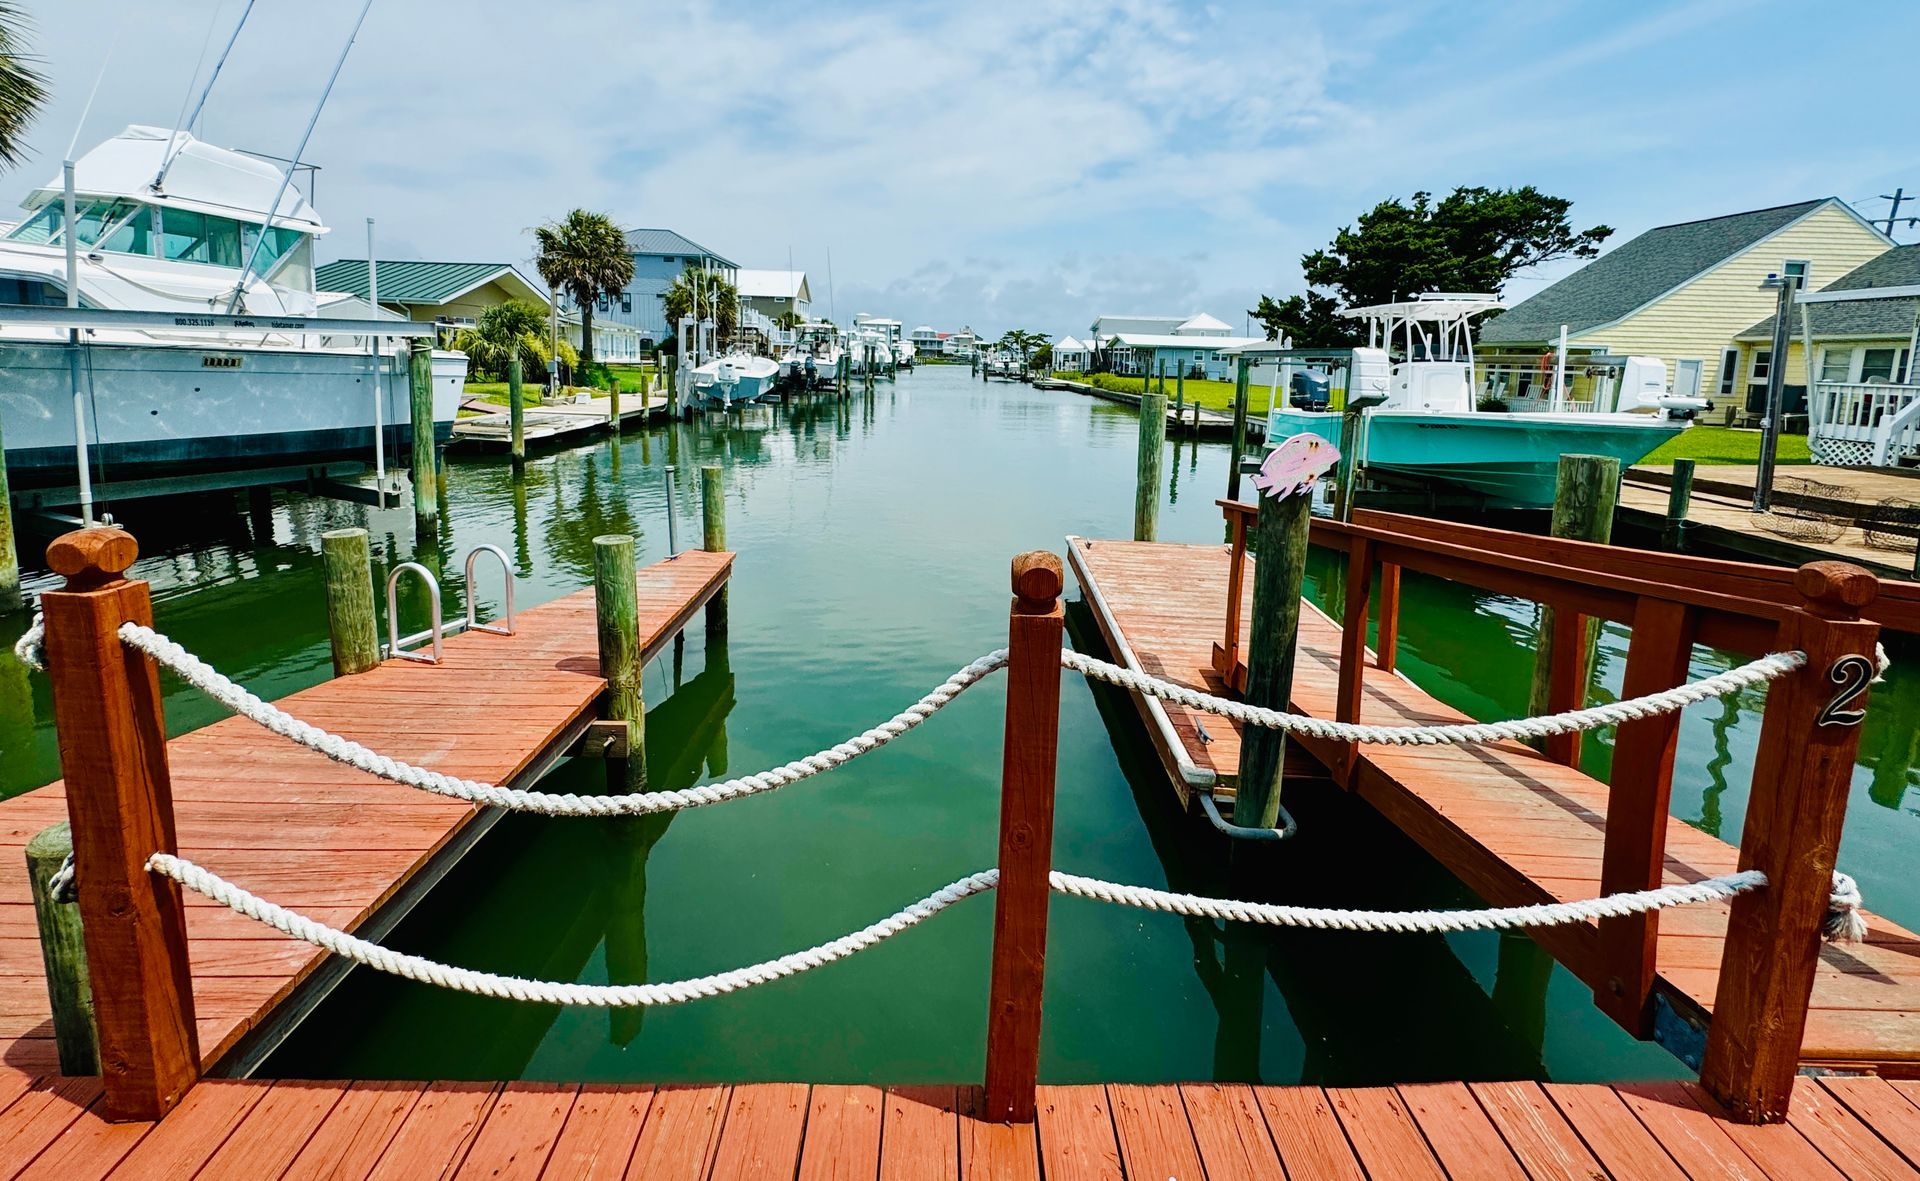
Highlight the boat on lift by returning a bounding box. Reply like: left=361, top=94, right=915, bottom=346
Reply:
left=691, top=352, right=780, bottom=408
left=780, top=321, right=843, bottom=387
left=0, top=126, right=465, bottom=496
left=1248, top=294, right=1689, bottom=508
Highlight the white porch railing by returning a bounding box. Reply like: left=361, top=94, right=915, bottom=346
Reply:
left=1811, top=381, right=1920, bottom=466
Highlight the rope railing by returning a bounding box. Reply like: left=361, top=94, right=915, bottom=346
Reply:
left=118, top=621, right=1007, bottom=817
left=148, top=852, right=1795, bottom=1007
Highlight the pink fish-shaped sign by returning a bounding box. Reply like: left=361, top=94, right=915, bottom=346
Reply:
left=1250, top=434, right=1340, bottom=501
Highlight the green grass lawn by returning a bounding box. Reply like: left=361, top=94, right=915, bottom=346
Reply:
left=1055, top=370, right=1246, bottom=411
left=1641, top=426, right=1810, bottom=467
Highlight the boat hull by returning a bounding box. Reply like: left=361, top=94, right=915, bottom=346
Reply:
left=1268, top=408, right=1684, bottom=508
left=0, top=339, right=464, bottom=486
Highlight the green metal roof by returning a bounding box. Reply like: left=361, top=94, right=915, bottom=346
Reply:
left=1479, top=200, right=1835, bottom=344
left=314, top=259, right=541, bottom=306
left=1737, top=243, right=1920, bottom=341
left=623, top=228, right=736, bottom=267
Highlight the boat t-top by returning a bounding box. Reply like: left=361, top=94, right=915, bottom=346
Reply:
left=1251, top=293, right=1692, bottom=508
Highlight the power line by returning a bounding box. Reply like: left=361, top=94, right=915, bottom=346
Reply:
left=1869, top=187, right=1919, bottom=237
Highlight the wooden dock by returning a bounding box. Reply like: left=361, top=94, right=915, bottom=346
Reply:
left=0, top=548, right=731, bottom=1078
left=451, top=398, right=661, bottom=452
left=1046, top=378, right=1261, bottom=440
left=5, top=1075, right=1920, bottom=1178
left=1068, top=532, right=1920, bottom=1078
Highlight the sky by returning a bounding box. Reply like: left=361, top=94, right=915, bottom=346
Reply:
left=9, top=0, right=1917, bottom=342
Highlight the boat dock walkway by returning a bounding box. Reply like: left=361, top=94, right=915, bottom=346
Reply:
left=1044, top=378, right=1260, bottom=440
left=1069, top=532, right=1920, bottom=1077
left=451, top=397, right=663, bottom=453
left=5, top=1075, right=1920, bottom=1179
left=0, top=547, right=732, bottom=1078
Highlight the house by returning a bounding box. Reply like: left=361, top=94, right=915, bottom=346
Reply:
left=1477, top=198, right=1893, bottom=411
left=573, top=228, right=737, bottom=351
left=1734, top=243, right=1920, bottom=465
left=909, top=325, right=945, bottom=355
left=947, top=328, right=981, bottom=359
left=1088, top=312, right=1263, bottom=380
left=1052, top=335, right=1089, bottom=371
left=737, top=270, right=810, bottom=329
left=313, top=259, right=548, bottom=330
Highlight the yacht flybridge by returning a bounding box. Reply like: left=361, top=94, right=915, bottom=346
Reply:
left=1251, top=293, right=1689, bottom=509
left=0, top=125, right=464, bottom=502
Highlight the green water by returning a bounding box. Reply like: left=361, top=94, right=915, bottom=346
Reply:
left=4, top=365, right=1916, bottom=1087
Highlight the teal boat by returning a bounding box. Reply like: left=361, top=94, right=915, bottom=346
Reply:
left=1237, top=295, right=1692, bottom=509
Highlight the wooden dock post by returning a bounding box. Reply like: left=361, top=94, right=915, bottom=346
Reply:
left=1663, top=457, right=1695, bottom=549
left=701, top=465, right=727, bottom=633
left=593, top=534, right=646, bottom=790
left=609, top=371, right=622, bottom=434
left=1228, top=358, right=1251, bottom=501
left=983, top=552, right=1065, bottom=1124
left=1526, top=454, right=1617, bottom=765
left=320, top=528, right=379, bottom=676
left=27, top=822, right=97, bottom=1074
left=1174, top=369, right=1186, bottom=422
left=1700, top=562, right=1880, bottom=1123
left=1156, top=359, right=1165, bottom=397
left=408, top=338, right=438, bottom=532
left=1235, top=487, right=1310, bottom=828
left=1135, top=392, right=1166, bottom=542
left=507, top=350, right=526, bottom=471
left=39, top=527, right=198, bottom=1120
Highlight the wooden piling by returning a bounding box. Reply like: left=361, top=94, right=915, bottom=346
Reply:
left=1156, top=359, right=1166, bottom=398
left=1526, top=454, right=1618, bottom=765
left=701, top=465, right=727, bottom=633
left=1700, top=562, right=1880, bottom=1122
left=1227, top=358, right=1251, bottom=501
left=0, top=416, right=18, bottom=614
left=1174, top=369, right=1185, bottom=420
left=1334, top=407, right=1365, bottom=520
left=27, top=821, right=96, bottom=1075
left=507, top=352, right=526, bottom=470
left=1135, top=393, right=1166, bottom=542
left=592, top=534, right=646, bottom=789
left=39, top=527, right=198, bottom=1120
left=609, top=371, right=621, bottom=434
left=983, top=551, right=1065, bottom=1124
left=1663, top=457, right=1695, bottom=549
left=408, top=338, right=438, bottom=531
left=666, top=355, right=680, bottom=417
left=320, top=528, right=379, bottom=676
left=1235, top=488, right=1311, bottom=828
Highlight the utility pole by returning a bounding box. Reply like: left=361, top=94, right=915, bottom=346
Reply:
left=1874, top=188, right=1917, bottom=237
left=1753, top=271, right=1798, bottom=513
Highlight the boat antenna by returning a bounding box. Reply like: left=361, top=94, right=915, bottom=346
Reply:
left=226, top=0, right=375, bottom=313
left=826, top=246, right=836, bottom=327
left=156, top=0, right=255, bottom=190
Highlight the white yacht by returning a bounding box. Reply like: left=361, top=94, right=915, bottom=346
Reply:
left=691, top=352, right=779, bottom=407
left=0, top=125, right=464, bottom=492
left=781, top=321, right=843, bottom=387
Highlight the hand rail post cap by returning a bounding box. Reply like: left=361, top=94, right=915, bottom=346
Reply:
left=47, top=527, right=139, bottom=589
left=1011, top=551, right=1062, bottom=605
left=1794, top=560, right=1878, bottom=618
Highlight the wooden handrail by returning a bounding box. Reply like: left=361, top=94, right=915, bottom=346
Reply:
left=40, top=528, right=199, bottom=1121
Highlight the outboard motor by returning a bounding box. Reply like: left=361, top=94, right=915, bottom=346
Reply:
left=1625, top=356, right=1709, bottom=420
left=1288, top=369, right=1331, bottom=411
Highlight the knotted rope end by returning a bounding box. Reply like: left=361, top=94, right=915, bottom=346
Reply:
left=1825, top=871, right=1867, bottom=944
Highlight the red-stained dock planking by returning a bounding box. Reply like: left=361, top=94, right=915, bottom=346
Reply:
left=1067, top=534, right=1920, bottom=1077
left=0, top=548, right=732, bottom=1079
left=0, top=1076, right=1918, bottom=1178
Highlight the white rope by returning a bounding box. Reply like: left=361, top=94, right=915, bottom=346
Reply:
left=1827, top=871, right=1868, bottom=943
left=1049, top=868, right=1768, bottom=932
left=149, top=851, right=999, bottom=1006
left=13, top=614, right=43, bottom=672
left=1063, top=649, right=1808, bottom=746
left=119, top=621, right=1005, bottom=816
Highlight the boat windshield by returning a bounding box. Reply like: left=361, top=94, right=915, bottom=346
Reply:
left=8, top=199, right=311, bottom=288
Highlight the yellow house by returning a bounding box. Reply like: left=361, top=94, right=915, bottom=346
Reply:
left=1478, top=199, right=1893, bottom=412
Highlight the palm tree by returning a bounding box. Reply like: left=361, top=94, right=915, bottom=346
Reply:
left=532, top=210, right=633, bottom=370
left=0, top=5, right=45, bottom=170
left=661, top=268, right=739, bottom=349
left=449, top=300, right=552, bottom=386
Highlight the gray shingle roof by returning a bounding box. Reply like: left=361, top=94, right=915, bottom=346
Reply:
left=623, top=227, right=736, bottom=267
left=314, top=260, right=539, bottom=305
left=1479, top=200, right=1834, bottom=344
left=1737, top=243, right=1920, bottom=341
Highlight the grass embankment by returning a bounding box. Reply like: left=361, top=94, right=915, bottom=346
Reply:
left=1055, top=371, right=1244, bottom=411
left=1641, top=426, right=1810, bottom=467
left=462, top=362, right=661, bottom=411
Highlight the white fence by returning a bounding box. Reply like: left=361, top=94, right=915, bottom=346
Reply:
left=1811, top=381, right=1920, bottom=467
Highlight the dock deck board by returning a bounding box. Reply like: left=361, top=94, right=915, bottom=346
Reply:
left=0, top=548, right=732, bottom=1077
left=1066, top=535, right=1920, bottom=1075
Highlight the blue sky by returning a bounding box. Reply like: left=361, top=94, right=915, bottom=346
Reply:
left=11, top=0, right=1917, bottom=340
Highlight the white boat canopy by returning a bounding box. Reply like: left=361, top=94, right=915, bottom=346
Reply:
left=1337, top=294, right=1504, bottom=322
left=22, top=125, right=326, bottom=234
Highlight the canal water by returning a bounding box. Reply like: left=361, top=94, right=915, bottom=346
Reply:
left=3, top=363, right=1915, bottom=1086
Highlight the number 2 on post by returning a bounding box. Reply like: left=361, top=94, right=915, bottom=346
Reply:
left=1817, top=654, right=1875, bottom=728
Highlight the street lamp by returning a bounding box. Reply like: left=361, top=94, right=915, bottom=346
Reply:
left=1752, top=272, right=1797, bottom=513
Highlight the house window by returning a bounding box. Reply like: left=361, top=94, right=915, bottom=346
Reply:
left=1784, top=259, right=1810, bottom=288
left=1819, top=347, right=1853, bottom=383
left=1718, top=347, right=1740, bottom=395
left=1862, top=348, right=1910, bottom=384
left=621, top=294, right=632, bottom=313
left=1747, top=349, right=1772, bottom=399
